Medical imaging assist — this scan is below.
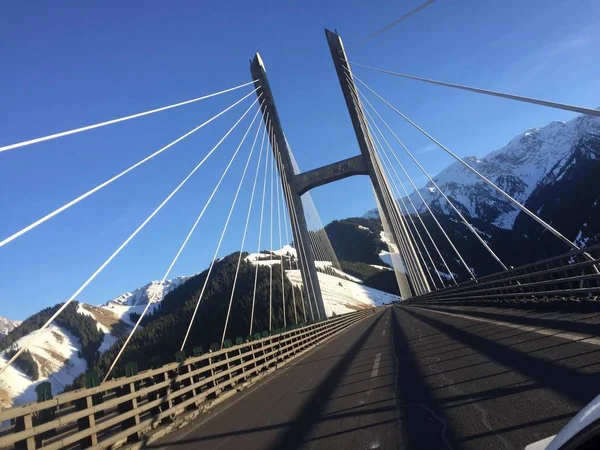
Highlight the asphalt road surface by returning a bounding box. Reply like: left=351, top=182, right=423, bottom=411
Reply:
left=149, top=304, right=600, bottom=450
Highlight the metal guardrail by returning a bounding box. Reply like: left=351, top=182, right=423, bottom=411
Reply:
left=410, top=244, right=600, bottom=305
left=0, top=308, right=376, bottom=450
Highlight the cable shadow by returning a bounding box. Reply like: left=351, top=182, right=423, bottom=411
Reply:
left=457, top=411, right=575, bottom=442
left=420, top=327, right=578, bottom=362
left=303, top=418, right=398, bottom=442
left=328, top=383, right=395, bottom=401
left=391, top=307, right=459, bottom=450
left=145, top=405, right=396, bottom=447
left=332, top=372, right=393, bottom=389
left=265, top=313, right=385, bottom=450
left=341, top=361, right=394, bottom=379
left=409, top=321, right=498, bottom=350
left=403, top=307, right=600, bottom=407
left=420, top=306, right=600, bottom=337
left=441, top=382, right=539, bottom=408
left=428, top=345, right=600, bottom=386
left=423, top=359, right=495, bottom=379
left=320, top=397, right=392, bottom=417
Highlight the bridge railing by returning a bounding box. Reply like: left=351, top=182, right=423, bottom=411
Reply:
left=0, top=308, right=376, bottom=450
left=410, top=244, right=600, bottom=305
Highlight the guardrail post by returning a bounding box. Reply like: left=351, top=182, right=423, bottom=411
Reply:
left=191, top=346, right=206, bottom=400
left=76, top=370, right=101, bottom=447
left=260, top=331, right=269, bottom=369
left=272, top=331, right=280, bottom=366
left=278, top=329, right=285, bottom=364
left=14, top=414, right=35, bottom=450
left=175, top=351, right=191, bottom=406
left=267, top=332, right=277, bottom=367
left=222, top=340, right=235, bottom=388
left=148, top=356, right=170, bottom=417
left=208, top=344, right=222, bottom=397
left=235, top=337, right=247, bottom=381
left=252, top=334, right=261, bottom=373
left=118, top=362, right=141, bottom=442
left=33, top=382, right=55, bottom=447
left=288, top=328, right=297, bottom=356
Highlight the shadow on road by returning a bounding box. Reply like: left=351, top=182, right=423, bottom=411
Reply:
left=144, top=313, right=386, bottom=449
left=265, top=312, right=385, bottom=450
left=404, top=307, right=600, bottom=407
left=420, top=305, right=600, bottom=337
left=391, top=307, right=459, bottom=450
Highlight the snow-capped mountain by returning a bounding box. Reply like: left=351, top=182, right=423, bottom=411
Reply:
left=105, top=275, right=195, bottom=307
left=0, top=324, right=88, bottom=411
left=364, top=112, right=600, bottom=277
left=0, top=317, right=20, bottom=337
left=365, top=113, right=600, bottom=230
left=1, top=275, right=196, bottom=411
left=286, top=269, right=396, bottom=316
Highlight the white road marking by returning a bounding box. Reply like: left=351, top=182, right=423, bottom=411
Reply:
left=371, top=352, right=382, bottom=378
left=359, top=389, right=373, bottom=405
left=382, top=329, right=386, bottom=336
left=417, top=307, right=600, bottom=346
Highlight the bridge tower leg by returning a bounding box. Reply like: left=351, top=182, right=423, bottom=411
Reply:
left=250, top=54, right=327, bottom=320
left=325, top=29, right=431, bottom=298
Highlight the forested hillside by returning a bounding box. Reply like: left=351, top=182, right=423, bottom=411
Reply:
left=325, top=217, right=386, bottom=265
left=0, top=302, right=104, bottom=366
left=69, top=252, right=302, bottom=387
left=339, top=261, right=399, bottom=296
left=3, top=220, right=400, bottom=400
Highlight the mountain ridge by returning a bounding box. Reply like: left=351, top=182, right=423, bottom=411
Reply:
left=365, top=113, right=600, bottom=231
left=363, top=112, right=600, bottom=278
left=0, top=317, right=20, bottom=338
left=104, top=275, right=196, bottom=308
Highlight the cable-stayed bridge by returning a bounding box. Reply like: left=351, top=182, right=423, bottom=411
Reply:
left=1, top=28, right=600, bottom=450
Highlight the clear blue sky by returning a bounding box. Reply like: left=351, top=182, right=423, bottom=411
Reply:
left=1, top=0, right=599, bottom=320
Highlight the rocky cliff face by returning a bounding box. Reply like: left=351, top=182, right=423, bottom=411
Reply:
left=364, top=113, right=600, bottom=277
left=366, top=114, right=600, bottom=227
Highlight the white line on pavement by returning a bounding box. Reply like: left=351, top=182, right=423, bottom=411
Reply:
left=371, top=352, right=382, bottom=378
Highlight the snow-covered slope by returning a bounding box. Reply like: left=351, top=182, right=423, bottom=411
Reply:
left=105, top=275, right=194, bottom=307
left=0, top=326, right=87, bottom=410
left=365, top=114, right=600, bottom=229
left=286, top=269, right=397, bottom=316
left=245, top=245, right=297, bottom=266
left=0, top=275, right=195, bottom=410
left=0, top=317, right=20, bottom=337
left=246, top=245, right=398, bottom=315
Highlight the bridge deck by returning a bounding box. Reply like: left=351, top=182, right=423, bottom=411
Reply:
left=150, top=305, right=600, bottom=449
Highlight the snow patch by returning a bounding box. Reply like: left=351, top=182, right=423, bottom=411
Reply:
left=286, top=270, right=398, bottom=317
left=245, top=245, right=297, bottom=265
left=0, top=317, right=21, bottom=337
left=369, top=264, right=391, bottom=271
left=575, top=229, right=590, bottom=247
left=0, top=326, right=87, bottom=410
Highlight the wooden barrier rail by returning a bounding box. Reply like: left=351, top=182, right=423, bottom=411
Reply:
left=0, top=308, right=376, bottom=449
